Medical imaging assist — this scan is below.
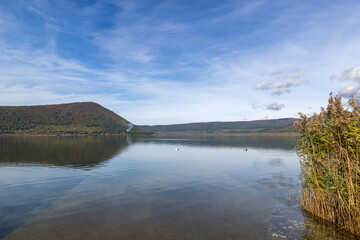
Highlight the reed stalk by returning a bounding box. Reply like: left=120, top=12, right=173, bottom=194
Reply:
left=294, top=94, right=360, bottom=236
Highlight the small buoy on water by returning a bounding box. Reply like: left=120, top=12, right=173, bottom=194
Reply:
left=175, top=148, right=180, bottom=151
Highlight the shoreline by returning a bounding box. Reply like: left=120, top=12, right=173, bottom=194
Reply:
left=152, top=131, right=299, bottom=137
left=0, top=132, right=298, bottom=137
left=0, top=133, right=155, bottom=137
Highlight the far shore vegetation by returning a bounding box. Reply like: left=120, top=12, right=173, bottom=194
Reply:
left=295, top=94, right=360, bottom=236
left=153, top=131, right=298, bottom=137
left=1, top=102, right=298, bottom=136
left=0, top=102, right=148, bottom=135
left=139, top=118, right=298, bottom=134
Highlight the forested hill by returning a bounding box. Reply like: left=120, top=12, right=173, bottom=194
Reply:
left=0, top=102, right=146, bottom=135
left=139, top=118, right=298, bottom=134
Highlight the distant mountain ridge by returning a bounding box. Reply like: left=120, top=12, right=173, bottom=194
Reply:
left=0, top=102, right=146, bottom=135
left=139, top=118, right=298, bottom=134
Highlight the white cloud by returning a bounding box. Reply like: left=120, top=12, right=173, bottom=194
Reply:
left=271, top=88, right=290, bottom=95
left=338, top=83, right=360, bottom=98
left=284, top=68, right=303, bottom=78
left=94, top=32, right=154, bottom=63
left=2, top=0, right=360, bottom=125
left=256, top=78, right=304, bottom=90
left=333, top=67, right=360, bottom=98
left=265, top=103, right=285, bottom=111
left=339, top=67, right=360, bottom=82
left=0, top=51, right=93, bottom=93
left=255, top=69, right=307, bottom=95
left=252, top=102, right=285, bottom=112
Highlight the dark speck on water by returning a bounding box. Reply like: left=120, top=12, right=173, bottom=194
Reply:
left=0, top=135, right=356, bottom=239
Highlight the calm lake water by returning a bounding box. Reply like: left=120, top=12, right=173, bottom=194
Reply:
left=0, top=135, right=354, bottom=239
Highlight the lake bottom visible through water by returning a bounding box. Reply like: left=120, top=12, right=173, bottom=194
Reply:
left=0, top=135, right=356, bottom=239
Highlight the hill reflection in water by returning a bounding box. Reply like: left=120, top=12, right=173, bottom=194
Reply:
left=1, top=135, right=355, bottom=240
left=0, top=136, right=132, bottom=168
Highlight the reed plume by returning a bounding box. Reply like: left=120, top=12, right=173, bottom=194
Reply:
left=294, top=94, right=360, bottom=236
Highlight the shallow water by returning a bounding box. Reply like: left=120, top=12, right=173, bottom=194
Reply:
left=0, top=136, right=355, bottom=239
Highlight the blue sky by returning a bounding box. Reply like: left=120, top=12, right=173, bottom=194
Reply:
left=1, top=0, right=360, bottom=125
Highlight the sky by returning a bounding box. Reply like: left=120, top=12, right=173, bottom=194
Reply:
left=1, top=0, right=360, bottom=125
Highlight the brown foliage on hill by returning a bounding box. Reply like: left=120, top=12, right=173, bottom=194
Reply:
left=0, top=102, right=143, bottom=135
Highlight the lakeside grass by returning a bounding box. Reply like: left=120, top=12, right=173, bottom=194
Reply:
left=294, top=94, right=360, bottom=236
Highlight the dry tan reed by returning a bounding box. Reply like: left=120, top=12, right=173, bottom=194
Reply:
left=294, top=94, right=360, bottom=236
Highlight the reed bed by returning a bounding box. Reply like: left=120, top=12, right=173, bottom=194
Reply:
left=294, top=94, right=360, bottom=236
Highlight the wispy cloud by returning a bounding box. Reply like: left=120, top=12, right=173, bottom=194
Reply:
left=338, top=67, right=360, bottom=82
left=265, top=103, right=284, bottom=111
left=333, top=66, right=360, bottom=98
left=270, top=88, right=290, bottom=96
left=285, top=68, right=303, bottom=79
left=1, top=0, right=360, bottom=124
left=255, top=68, right=307, bottom=95
left=253, top=102, right=285, bottom=112
left=338, top=84, right=360, bottom=98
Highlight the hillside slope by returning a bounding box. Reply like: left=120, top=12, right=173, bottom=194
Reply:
left=0, top=102, right=145, bottom=135
left=139, top=118, right=298, bottom=134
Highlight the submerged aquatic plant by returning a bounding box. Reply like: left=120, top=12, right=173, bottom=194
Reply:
left=294, top=94, right=360, bottom=236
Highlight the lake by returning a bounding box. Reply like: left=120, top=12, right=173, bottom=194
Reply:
left=0, top=135, right=353, bottom=239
